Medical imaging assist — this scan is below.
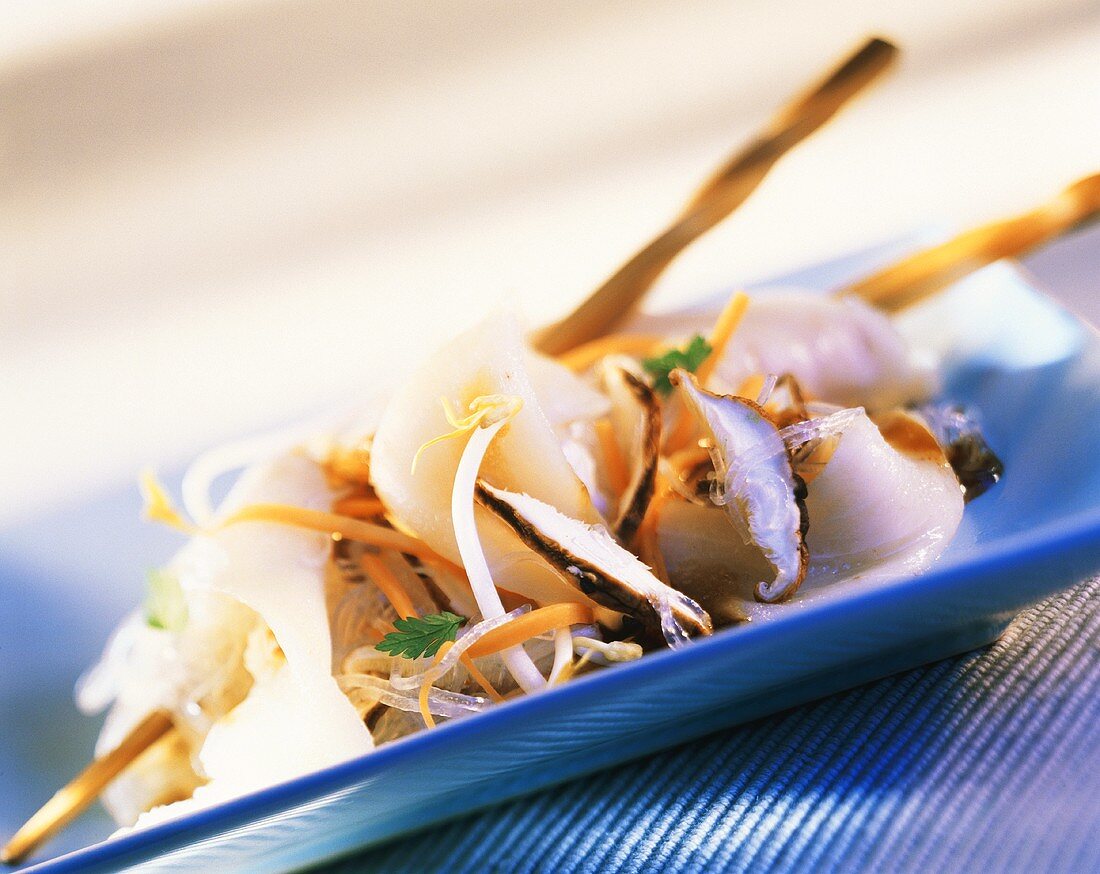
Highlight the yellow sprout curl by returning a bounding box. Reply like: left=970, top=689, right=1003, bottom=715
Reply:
left=411, top=394, right=524, bottom=474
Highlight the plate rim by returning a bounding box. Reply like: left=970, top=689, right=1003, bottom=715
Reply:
left=18, top=243, right=1100, bottom=871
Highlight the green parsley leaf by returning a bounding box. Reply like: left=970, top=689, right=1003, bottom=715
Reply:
left=144, top=569, right=188, bottom=632
left=642, top=334, right=713, bottom=396
left=376, top=611, right=467, bottom=660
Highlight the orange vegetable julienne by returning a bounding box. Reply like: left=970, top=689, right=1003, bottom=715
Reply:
left=557, top=333, right=664, bottom=372
left=464, top=603, right=594, bottom=660
left=359, top=552, right=418, bottom=620
left=220, top=503, right=443, bottom=561
left=140, top=471, right=196, bottom=534
left=331, top=497, right=387, bottom=518
left=695, top=290, right=750, bottom=385
left=459, top=653, right=504, bottom=703
left=419, top=641, right=453, bottom=729
left=664, top=291, right=751, bottom=454
left=595, top=419, right=630, bottom=494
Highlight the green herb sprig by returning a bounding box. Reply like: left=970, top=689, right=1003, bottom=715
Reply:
left=642, top=334, right=713, bottom=396
left=376, top=612, right=467, bottom=659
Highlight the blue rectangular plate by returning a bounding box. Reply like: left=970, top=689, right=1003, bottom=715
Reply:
left=5, top=240, right=1100, bottom=872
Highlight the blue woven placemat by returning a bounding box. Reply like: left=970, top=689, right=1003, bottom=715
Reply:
left=316, top=579, right=1099, bottom=873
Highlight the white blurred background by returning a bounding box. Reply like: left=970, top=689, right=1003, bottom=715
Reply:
left=2, top=0, right=1098, bottom=522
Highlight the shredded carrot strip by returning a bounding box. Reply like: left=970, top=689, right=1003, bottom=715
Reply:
left=695, top=291, right=750, bottom=385
left=558, top=333, right=664, bottom=371
left=465, top=603, right=594, bottom=660
left=459, top=653, right=504, bottom=703
left=419, top=641, right=453, bottom=729
left=359, top=627, right=383, bottom=645
left=220, top=504, right=443, bottom=561
left=331, top=497, right=386, bottom=518
left=664, top=291, right=752, bottom=454
left=595, top=419, right=630, bottom=494
left=360, top=552, right=418, bottom=620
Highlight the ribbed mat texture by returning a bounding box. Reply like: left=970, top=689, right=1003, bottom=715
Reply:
left=319, top=579, right=1099, bottom=873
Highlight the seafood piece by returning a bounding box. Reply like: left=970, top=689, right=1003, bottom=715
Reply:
left=475, top=482, right=712, bottom=643
left=129, top=453, right=372, bottom=826
left=634, top=291, right=935, bottom=410
left=801, top=409, right=964, bottom=578
left=78, top=451, right=378, bottom=830
left=660, top=408, right=966, bottom=622
left=176, top=453, right=372, bottom=749
left=371, top=312, right=609, bottom=608
left=524, top=346, right=612, bottom=429
left=671, top=369, right=809, bottom=603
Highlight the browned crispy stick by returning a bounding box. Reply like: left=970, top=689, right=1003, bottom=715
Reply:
left=836, top=173, right=1100, bottom=311
left=2, top=710, right=176, bottom=866
left=533, top=36, right=899, bottom=356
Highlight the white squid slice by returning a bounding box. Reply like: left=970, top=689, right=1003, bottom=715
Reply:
left=658, top=409, right=965, bottom=624
left=632, top=291, right=936, bottom=410
left=802, top=409, right=964, bottom=579
left=371, top=311, right=608, bottom=607
left=87, top=449, right=377, bottom=828
left=125, top=453, right=375, bottom=827
left=719, top=293, right=936, bottom=409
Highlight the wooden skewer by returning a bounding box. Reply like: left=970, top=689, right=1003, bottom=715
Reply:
left=532, top=36, right=899, bottom=356
left=836, top=173, right=1100, bottom=311
left=1, top=710, right=176, bottom=866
